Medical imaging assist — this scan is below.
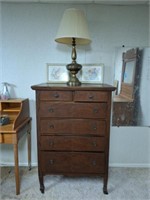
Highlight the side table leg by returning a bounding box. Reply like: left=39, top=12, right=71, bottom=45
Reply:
left=14, top=144, right=20, bottom=195
left=27, top=123, right=31, bottom=170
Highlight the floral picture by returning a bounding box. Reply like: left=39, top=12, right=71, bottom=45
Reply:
left=81, top=64, right=104, bottom=83
left=47, top=64, right=69, bottom=83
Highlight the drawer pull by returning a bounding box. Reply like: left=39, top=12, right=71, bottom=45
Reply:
left=49, top=160, right=54, bottom=165
left=92, top=141, right=97, bottom=147
left=48, top=108, right=54, bottom=113
left=92, top=160, right=96, bottom=166
left=49, top=124, right=54, bottom=129
left=89, top=95, right=94, bottom=100
left=93, top=108, right=99, bottom=113
left=54, top=93, right=59, bottom=98
left=92, top=125, right=97, bottom=130
left=49, top=141, right=54, bottom=146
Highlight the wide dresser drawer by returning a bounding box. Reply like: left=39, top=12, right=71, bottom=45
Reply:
left=40, top=119, right=106, bottom=135
left=41, top=152, right=105, bottom=174
left=39, top=102, right=107, bottom=118
left=40, top=136, right=105, bottom=151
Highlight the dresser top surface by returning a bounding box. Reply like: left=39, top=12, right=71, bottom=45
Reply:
left=31, top=83, right=116, bottom=91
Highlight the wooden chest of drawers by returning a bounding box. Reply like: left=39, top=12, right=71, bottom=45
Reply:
left=31, top=83, right=115, bottom=194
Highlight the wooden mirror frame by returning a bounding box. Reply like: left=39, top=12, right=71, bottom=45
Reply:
left=120, top=48, right=139, bottom=101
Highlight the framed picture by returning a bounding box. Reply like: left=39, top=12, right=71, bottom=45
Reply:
left=81, top=64, right=104, bottom=83
left=47, top=63, right=69, bottom=83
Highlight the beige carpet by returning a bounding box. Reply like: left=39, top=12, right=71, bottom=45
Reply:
left=0, top=167, right=150, bottom=200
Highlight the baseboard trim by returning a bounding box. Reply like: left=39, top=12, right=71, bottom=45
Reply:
left=0, top=162, right=38, bottom=167
left=1, top=162, right=150, bottom=168
left=109, top=163, right=150, bottom=168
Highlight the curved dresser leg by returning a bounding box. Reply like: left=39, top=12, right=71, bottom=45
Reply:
left=39, top=175, right=45, bottom=193
left=40, top=185, right=45, bottom=194
left=103, top=186, right=108, bottom=195
left=103, top=176, right=108, bottom=195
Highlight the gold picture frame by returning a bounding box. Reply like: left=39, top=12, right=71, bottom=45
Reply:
left=81, top=64, right=104, bottom=83
left=47, top=63, right=69, bottom=83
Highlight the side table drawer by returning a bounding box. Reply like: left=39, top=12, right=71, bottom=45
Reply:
left=40, top=136, right=105, bottom=151
left=39, top=91, right=72, bottom=101
left=41, top=152, right=105, bottom=174
left=40, top=119, right=106, bottom=136
left=0, top=133, right=3, bottom=143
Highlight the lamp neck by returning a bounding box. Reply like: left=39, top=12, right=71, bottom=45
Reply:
left=72, top=38, right=77, bottom=63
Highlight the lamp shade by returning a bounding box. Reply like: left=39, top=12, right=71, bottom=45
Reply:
left=55, top=8, right=91, bottom=45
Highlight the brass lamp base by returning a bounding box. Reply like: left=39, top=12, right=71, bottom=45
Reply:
left=66, top=38, right=82, bottom=86
left=66, top=62, right=82, bottom=86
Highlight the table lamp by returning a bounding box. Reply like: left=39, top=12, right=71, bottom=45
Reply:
left=55, top=8, right=91, bottom=86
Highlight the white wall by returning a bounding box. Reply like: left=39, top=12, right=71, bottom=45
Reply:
left=0, top=3, right=150, bottom=167
left=110, top=127, right=150, bottom=167
left=0, top=3, right=2, bottom=83
left=139, top=48, right=150, bottom=126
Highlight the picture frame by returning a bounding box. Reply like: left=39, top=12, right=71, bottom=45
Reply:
left=47, top=63, right=69, bottom=83
left=46, top=63, right=104, bottom=84
left=81, top=64, right=104, bottom=83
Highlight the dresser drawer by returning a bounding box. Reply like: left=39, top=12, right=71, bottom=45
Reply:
left=40, top=136, right=105, bottom=151
left=39, top=102, right=107, bottom=118
left=41, top=152, right=105, bottom=174
left=74, top=91, right=108, bottom=102
left=40, top=119, right=106, bottom=135
left=39, top=91, right=72, bottom=101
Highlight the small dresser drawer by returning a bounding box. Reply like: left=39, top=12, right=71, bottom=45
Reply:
left=40, top=136, right=105, bottom=151
left=39, top=102, right=107, bottom=118
left=40, top=119, right=106, bottom=135
left=39, top=91, right=72, bottom=101
left=41, top=152, right=105, bottom=174
left=74, top=91, right=108, bottom=102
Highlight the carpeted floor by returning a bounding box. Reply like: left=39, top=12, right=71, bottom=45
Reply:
left=0, top=167, right=150, bottom=200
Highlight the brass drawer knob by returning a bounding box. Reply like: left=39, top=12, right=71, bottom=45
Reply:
left=92, top=141, right=97, bottom=147
left=92, top=160, right=96, bottom=166
left=49, top=160, right=54, bottom=165
left=89, top=95, right=94, bottom=100
left=49, top=141, right=54, bottom=146
left=49, top=124, right=54, bottom=129
left=92, top=125, right=97, bottom=130
left=54, top=93, right=59, bottom=98
left=48, top=108, right=54, bottom=113
left=93, top=108, right=98, bottom=113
